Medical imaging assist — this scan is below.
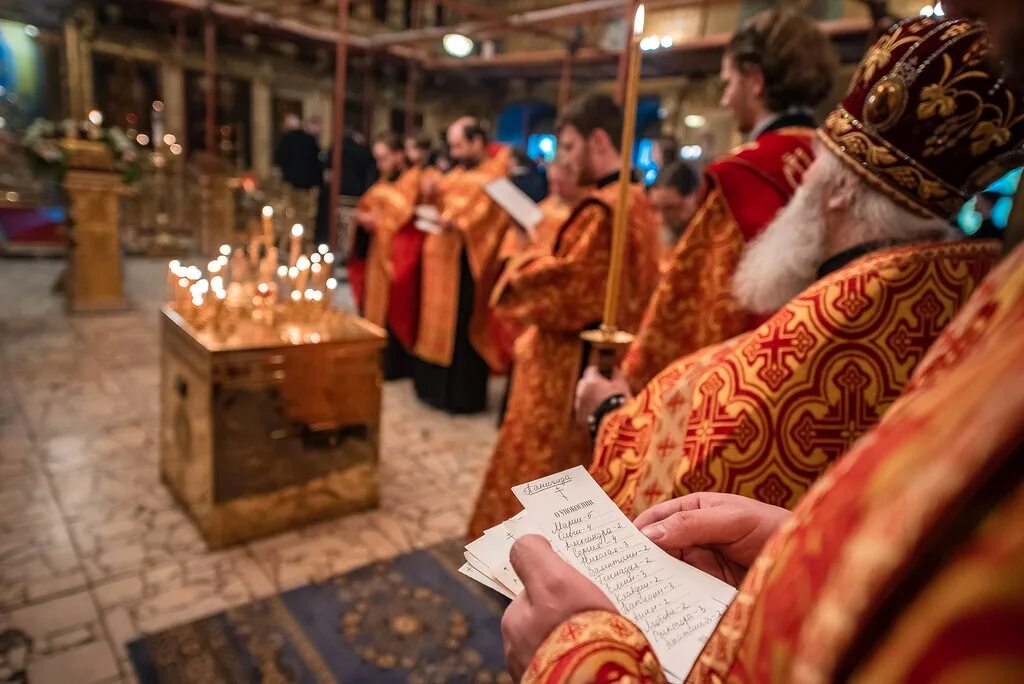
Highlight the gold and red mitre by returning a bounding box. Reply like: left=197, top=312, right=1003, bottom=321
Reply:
left=821, top=16, right=1024, bottom=219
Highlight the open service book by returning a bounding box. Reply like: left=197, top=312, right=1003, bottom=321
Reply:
left=461, top=466, right=737, bottom=683
left=484, top=178, right=544, bottom=241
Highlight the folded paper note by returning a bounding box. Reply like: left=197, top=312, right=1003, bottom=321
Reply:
left=463, top=466, right=737, bottom=681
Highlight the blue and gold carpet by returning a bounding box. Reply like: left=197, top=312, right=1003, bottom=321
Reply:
left=128, top=540, right=512, bottom=683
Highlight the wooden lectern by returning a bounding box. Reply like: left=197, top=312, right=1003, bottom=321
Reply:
left=63, top=138, right=128, bottom=312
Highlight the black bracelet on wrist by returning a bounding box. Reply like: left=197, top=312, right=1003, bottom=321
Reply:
left=588, top=393, right=627, bottom=441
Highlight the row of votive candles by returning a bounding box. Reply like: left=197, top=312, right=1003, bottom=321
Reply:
left=167, top=244, right=338, bottom=312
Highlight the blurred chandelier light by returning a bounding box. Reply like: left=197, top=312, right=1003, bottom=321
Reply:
left=443, top=33, right=474, bottom=58
left=641, top=34, right=675, bottom=52
left=684, top=114, right=707, bottom=128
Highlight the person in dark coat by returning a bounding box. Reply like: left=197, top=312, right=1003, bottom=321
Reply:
left=273, top=114, right=322, bottom=190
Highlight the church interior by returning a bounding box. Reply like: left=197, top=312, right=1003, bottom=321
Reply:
left=1, top=0, right=1022, bottom=683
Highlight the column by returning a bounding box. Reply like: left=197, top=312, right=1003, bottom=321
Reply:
left=160, top=62, right=186, bottom=140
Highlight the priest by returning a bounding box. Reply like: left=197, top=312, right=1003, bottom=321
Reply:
left=414, top=117, right=511, bottom=413
left=648, top=161, right=700, bottom=251
left=349, top=132, right=425, bottom=378
left=582, top=15, right=1018, bottom=516
left=467, top=94, right=662, bottom=539
left=620, top=8, right=837, bottom=391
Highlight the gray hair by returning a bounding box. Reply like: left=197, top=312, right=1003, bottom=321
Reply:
left=733, top=141, right=954, bottom=314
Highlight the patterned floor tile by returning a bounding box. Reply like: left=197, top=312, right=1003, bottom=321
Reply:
left=0, top=256, right=502, bottom=683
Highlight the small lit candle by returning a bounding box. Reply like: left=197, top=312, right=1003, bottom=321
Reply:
left=277, top=265, right=288, bottom=278
left=87, top=109, right=103, bottom=141
left=167, top=260, right=181, bottom=301
left=219, top=244, right=232, bottom=257
left=318, top=244, right=329, bottom=255
left=290, top=289, right=302, bottom=303
left=295, top=256, right=311, bottom=291
left=261, top=205, right=275, bottom=249
left=289, top=224, right=304, bottom=267
left=207, top=260, right=221, bottom=282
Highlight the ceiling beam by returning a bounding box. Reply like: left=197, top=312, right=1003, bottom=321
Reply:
left=139, top=0, right=428, bottom=61
left=425, top=16, right=873, bottom=71
left=369, top=0, right=623, bottom=47
left=429, top=0, right=568, bottom=43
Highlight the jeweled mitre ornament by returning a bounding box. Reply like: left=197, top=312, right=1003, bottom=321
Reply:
left=820, top=17, right=1024, bottom=218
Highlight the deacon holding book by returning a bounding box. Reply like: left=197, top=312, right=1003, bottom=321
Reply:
left=413, top=117, right=512, bottom=413
left=467, top=93, right=661, bottom=539
left=502, top=16, right=1024, bottom=683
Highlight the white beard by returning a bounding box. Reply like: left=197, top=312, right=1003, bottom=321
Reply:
left=732, top=179, right=827, bottom=315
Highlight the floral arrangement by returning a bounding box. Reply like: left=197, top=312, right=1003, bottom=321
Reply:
left=22, top=117, right=144, bottom=185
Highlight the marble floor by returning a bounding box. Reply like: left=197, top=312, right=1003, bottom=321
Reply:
left=0, top=256, right=502, bottom=684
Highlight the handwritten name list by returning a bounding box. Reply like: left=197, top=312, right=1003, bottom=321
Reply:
left=461, top=467, right=736, bottom=682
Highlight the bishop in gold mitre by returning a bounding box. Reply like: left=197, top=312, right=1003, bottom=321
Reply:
left=467, top=93, right=662, bottom=540
left=586, top=14, right=1018, bottom=517
left=502, top=19, right=1024, bottom=682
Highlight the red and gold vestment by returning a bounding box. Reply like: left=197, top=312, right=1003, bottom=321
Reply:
left=525, top=239, right=1024, bottom=684
left=466, top=180, right=661, bottom=539
left=592, top=241, right=1001, bottom=518
left=415, top=148, right=512, bottom=373
left=622, top=127, right=815, bottom=391
left=353, top=167, right=424, bottom=349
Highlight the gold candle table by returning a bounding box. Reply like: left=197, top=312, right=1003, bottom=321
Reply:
left=159, top=306, right=387, bottom=548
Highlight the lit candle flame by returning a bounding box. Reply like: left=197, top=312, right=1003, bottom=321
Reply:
left=634, top=4, right=645, bottom=36
left=310, top=253, right=322, bottom=264
left=318, top=244, right=329, bottom=255
left=291, top=224, right=304, bottom=238
left=262, top=205, right=274, bottom=218
left=169, top=260, right=180, bottom=271
left=217, top=255, right=229, bottom=266
left=288, top=267, right=299, bottom=278
left=219, top=244, right=231, bottom=257
left=311, top=263, right=322, bottom=274
left=277, top=265, right=288, bottom=277
left=297, top=256, right=311, bottom=270
left=327, top=278, right=338, bottom=290
left=208, top=261, right=221, bottom=274
left=290, top=290, right=302, bottom=302
left=324, top=253, right=335, bottom=264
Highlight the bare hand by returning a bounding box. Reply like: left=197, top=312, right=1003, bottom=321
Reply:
left=634, top=493, right=789, bottom=587
left=501, top=535, right=616, bottom=680
left=355, top=211, right=376, bottom=230
left=574, top=365, right=632, bottom=428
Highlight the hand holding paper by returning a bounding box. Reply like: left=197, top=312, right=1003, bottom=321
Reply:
left=501, top=535, right=617, bottom=681
left=462, top=467, right=737, bottom=681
